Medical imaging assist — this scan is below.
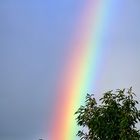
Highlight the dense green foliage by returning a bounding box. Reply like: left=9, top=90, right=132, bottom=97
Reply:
left=75, top=87, right=140, bottom=140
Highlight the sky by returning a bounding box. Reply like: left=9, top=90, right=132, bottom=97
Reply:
left=0, top=0, right=140, bottom=140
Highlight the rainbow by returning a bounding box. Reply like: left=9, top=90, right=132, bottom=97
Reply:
left=48, top=1, right=113, bottom=140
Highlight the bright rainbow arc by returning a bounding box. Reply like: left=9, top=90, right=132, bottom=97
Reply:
left=49, top=1, right=113, bottom=140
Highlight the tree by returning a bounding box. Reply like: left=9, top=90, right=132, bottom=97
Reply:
left=75, top=87, right=140, bottom=140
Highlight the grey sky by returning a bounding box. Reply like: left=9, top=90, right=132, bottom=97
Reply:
left=0, top=0, right=140, bottom=140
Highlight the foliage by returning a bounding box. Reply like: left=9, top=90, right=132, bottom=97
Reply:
left=75, top=87, right=140, bottom=140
